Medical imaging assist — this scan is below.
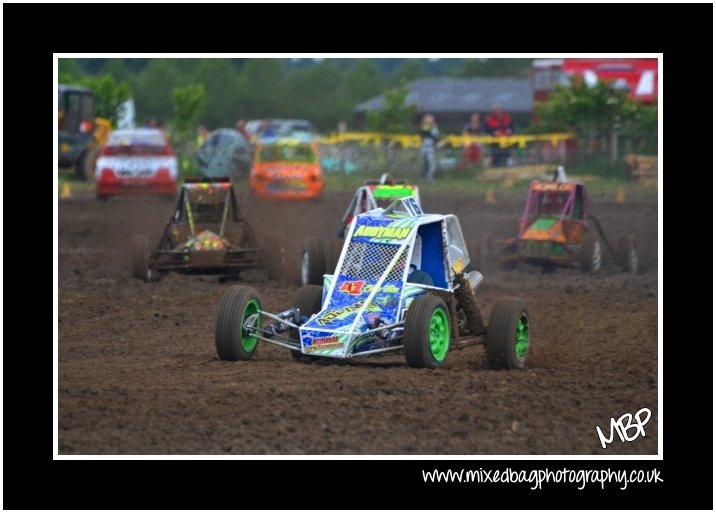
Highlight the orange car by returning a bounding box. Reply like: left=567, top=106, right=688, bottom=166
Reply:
left=250, top=140, right=323, bottom=200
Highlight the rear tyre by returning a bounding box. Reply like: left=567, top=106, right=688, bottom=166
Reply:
left=404, top=295, right=451, bottom=369
left=290, top=285, right=323, bottom=361
left=215, top=286, right=262, bottom=361
left=325, top=238, right=345, bottom=276
left=77, top=146, right=100, bottom=183
left=132, top=235, right=151, bottom=282
left=262, top=235, right=285, bottom=282
left=579, top=232, right=601, bottom=273
left=300, top=237, right=326, bottom=286
left=486, top=298, right=530, bottom=370
left=617, top=235, right=639, bottom=274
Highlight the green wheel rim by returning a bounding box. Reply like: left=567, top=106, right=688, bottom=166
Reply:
left=241, top=299, right=261, bottom=352
left=429, top=307, right=450, bottom=361
left=515, top=314, right=529, bottom=359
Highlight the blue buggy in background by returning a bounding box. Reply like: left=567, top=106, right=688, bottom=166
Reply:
left=215, top=197, right=531, bottom=369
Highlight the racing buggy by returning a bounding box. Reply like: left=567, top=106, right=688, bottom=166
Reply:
left=216, top=196, right=531, bottom=370
left=300, top=174, right=421, bottom=286
left=132, top=177, right=266, bottom=282
left=485, top=177, right=639, bottom=273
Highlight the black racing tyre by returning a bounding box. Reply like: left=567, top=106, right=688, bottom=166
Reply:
left=617, top=235, right=639, bottom=274
left=579, top=232, right=601, bottom=273
left=262, top=235, right=285, bottom=282
left=486, top=297, right=530, bottom=370
left=300, top=237, right=326, bottom=286
left=289, top=285, right=323, bottom=360
left=132, top=235, right=150, bottom=281
left=215, top=285, right=262, bottom=361
left=77, top=146, right=100, bottom=183
left=325, top=238, right=345, bottom=276
left=404, top=295, right=451, bottom=369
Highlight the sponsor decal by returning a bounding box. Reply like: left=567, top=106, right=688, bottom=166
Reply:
left=337, top=281, right=401, bottom=297
left=339, top=280, right=366, bottom=295
left=353, top=225, right=411, bottom=240
left=533, top=182, right=573, bottom=192
left=372, top=185, right=416, bottom=199
left=382, top=283, right=399, bottom=294
left=306, top=335, right=343, bottom=352
left=317, top=301, right=367, bottom=325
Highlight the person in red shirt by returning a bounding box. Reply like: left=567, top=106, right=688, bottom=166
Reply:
left=459, top=112, right=483, bottom=170
left=485, top=104, right=513, bottom=167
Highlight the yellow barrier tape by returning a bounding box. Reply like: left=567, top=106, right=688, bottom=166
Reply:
left=315, top=132, right=575, bottom=149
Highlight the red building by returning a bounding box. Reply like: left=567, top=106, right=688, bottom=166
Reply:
left=533, top=58, right=658, bottom=103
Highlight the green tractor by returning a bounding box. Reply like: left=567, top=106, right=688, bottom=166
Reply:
left=58, top=84, right=111, bottom=182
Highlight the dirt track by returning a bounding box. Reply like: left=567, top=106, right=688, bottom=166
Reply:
left=58, top=186, right=658, bottom=455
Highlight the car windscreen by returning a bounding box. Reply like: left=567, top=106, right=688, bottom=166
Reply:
left=104, top=131, right=168, bottom=156
left=256, top=144, right=317, bottom=163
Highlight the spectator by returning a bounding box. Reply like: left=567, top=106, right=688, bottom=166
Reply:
left=196, top=125, right=211, bottom=149
left=485, top=104, right=514, bottom=167
left=460, top=112, right=483, bottom=170
left=419, top=114, right=440, bottom=182
left=155, top=119, right=168, bottom=141
left=258, top=119, right=276, bottom=139
left=235, top=119, right=250, bottom=141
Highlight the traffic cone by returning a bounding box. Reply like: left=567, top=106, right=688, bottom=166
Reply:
left=616, top=188, right=626, bottom=204
left=61, top=182, right=71, bottom=199
left=485, top=188, right=497, bottom=205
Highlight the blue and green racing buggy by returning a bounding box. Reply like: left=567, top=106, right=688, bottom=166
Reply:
left=300, top=173, right=421, bottom=286
left=215, top=197, right=531, bottom=369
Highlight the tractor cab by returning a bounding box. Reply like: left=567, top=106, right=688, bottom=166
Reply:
left=58, top=85, right=96, bottom=167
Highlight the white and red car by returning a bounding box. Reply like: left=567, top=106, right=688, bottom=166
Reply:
left=95, top=128, right=177, bottom=199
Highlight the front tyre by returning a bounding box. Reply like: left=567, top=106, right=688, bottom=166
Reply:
left=215, top=286, right=262, bottom=361
left=580, top=232, right=601, bottom=273
left=132, top=235, right=150, bottom=281
left=617, top=235, right=639, bottom=274
left=486, top=298, right=530, bottom=370
left=404, top=295, right=451, bottom=369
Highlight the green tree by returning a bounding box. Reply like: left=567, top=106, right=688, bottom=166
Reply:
left=366, top=86, right=417, bottom=133
left=59, top=58, right=79, bottom=83
left=78, top=74, right=131, bottom=124
left=131, top=59, right=182, bottom=123
left=532, top=78, right=625, bottom=136
left=531, top=76, right=658, bottom=169
left=392, top=59, right=428, bottom=86
left=336, top=60, right=384, bottom=129
left=617, top=100, right=658, bottom=154
left=172, top=84, right=206, bottom=137
left=238, top=59, right=286, bottom=118
left=458, top=58, right=532, bottom=78
left=193, top=59, right=241, bottom=127
left=172, top=84, right=206, bottom=177
left=284, top=60, right=344, bottom=129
